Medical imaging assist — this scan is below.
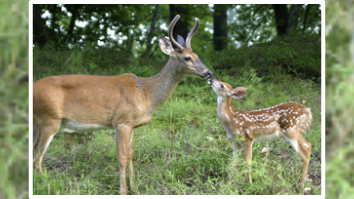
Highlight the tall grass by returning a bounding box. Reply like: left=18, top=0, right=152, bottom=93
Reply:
left=33, top=39, right=321, bottom=195
left=0, top=1, right=28, bottom=199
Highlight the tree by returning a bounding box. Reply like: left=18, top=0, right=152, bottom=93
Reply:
left=144, top=4, right=160, bottom=58
left=286, top=4, right=302, bottom=36
left=272, top=4, right=289, bottom=37
left=213, top=4, right=228, bottom=51
left=33, top=4, right=49, bottom=49
left=302, top=4, right=311, bottom=34
left=64, top=4, right=82, bottom=43
left=301, top=4, right=321, bottom=34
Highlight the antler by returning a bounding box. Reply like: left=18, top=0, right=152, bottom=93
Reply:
left=168, top=15, right=185, bottom=51
left=168, top=15, right=200, bottom=51
left=186, top=18, right=200, bottom=50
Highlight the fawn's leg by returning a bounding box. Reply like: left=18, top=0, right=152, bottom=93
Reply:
left=232, top=141, right=243, bottom=158
left=241, top=139, right=254, bottom=183
left=284, top=131, right=311, bottom=186
left=296, top=135, right=312, bottom=185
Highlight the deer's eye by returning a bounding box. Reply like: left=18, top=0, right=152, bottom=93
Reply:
left=220, top=84, right=224, bottom=89
left=184, top=57, right=191, bottom=61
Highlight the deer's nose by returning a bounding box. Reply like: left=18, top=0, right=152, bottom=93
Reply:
left=206, top=71, right=213, bottom=77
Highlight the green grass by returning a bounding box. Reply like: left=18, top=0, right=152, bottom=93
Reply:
left=0, top=1, right=28, bottom=199
left=326, top=0, right=354, bottom=198
left=32, top=47, right=321, bottom=195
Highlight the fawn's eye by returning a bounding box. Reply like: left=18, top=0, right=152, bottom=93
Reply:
left=220, top=84, right=224, bottom=89
left=184, top=57, right=191, bottom=61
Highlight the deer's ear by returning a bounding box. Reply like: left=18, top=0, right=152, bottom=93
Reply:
left=177, top=35, right=186, bottom=47
left=229, top=86, right=248, bottom=99
left=159, top=36, right=173, bottom=55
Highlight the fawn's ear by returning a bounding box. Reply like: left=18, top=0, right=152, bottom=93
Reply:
left=229, top=86, right=248, bottom=99
left=159, top=36, right=173, bottom=55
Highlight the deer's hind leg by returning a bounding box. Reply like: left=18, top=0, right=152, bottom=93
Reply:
left=33, top=119, right=61, bottom=174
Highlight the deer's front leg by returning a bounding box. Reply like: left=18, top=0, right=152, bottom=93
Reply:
left=128, top=131, right=135, bottom=192
left=115, top=124, right=133, bottom=195
left=241, top=139, right=254, bottom=183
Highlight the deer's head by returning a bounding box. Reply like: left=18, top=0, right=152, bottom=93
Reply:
left=159, top=15, right=213, bottom=79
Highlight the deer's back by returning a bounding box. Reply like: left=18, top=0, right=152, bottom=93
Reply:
left=33, top=74, right=150, bottom=128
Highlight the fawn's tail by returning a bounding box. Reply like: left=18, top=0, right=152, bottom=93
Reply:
left=298, top=108, right=312, bottom=134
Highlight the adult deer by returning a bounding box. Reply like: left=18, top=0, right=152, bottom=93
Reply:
left=33, top=15, right=212, bottom=195
left=208, top=77, right=312, bottom=188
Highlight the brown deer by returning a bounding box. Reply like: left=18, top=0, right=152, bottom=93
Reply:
left=33, top=15, right=213, bottom=195
left=208, top=77, right=312, bottom=187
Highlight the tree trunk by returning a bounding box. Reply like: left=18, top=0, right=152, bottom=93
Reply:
left=213, top=4, right=228, bottom=51
left=286, top=4, right=302, bottom=36
left=272, top=4, right=288, bottom=37
left=169, top=4, right=189, bottom=47
left=33, top=4, right=49, bottom=49
left=50, top=4, right=58, bottom=33
left=64, top=4, right=81, bottom=43
left=145, top=4, right=160, bottom=58
left=302, top=4, right=311, bottom=34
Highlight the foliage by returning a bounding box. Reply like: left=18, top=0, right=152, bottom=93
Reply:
left=36, top=4, right=213, bottom=55
left=228, top=4, right=321, bottom=47
left=33, top=41, right=321, bottom=195
left=34, top=33, right=320, bottom=82
left=326, top=0, right=354, bottom=198
left=0, top=1, right=28, bottom=199
left=35, top=4, right=321, bottom=59
left=202, top=34, right=321, bottom=79
left=228, top=4, right=275, bottom=46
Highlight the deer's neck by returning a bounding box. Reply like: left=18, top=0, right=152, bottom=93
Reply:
left=144, top=59, right=185, bottom=114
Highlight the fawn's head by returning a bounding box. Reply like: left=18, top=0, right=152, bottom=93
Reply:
left=208, top=77, right=248, bottom=100
left=158, top=15, right=213, bottom=79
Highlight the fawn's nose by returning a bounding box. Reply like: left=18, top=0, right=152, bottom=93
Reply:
left=207, top=77, right=213, bottom=85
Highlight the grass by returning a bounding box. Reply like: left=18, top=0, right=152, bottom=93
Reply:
left=32, top=45, right=321, bottom=195
left=326, top=0, right=354, bottom=198
left=0, top=1, right=28, bottom=199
